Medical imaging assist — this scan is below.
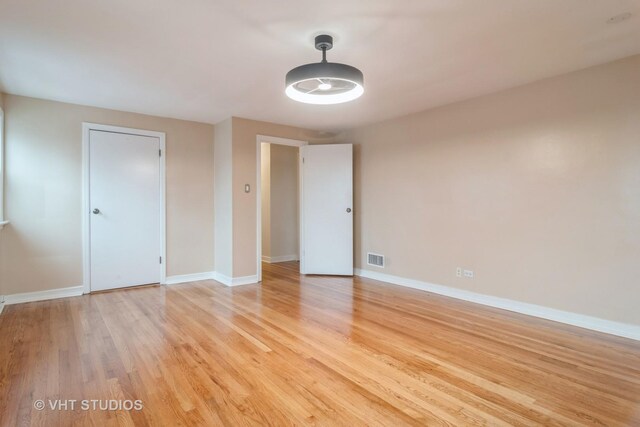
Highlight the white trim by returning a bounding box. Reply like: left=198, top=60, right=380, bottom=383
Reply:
left=0, top=270, right=258, bottom=308
left=212, top=271, right=232, bottom=286
left=159, top=132, right=167, bottom=285
left=299, top=150, right=306, bottom=274
left=230, top=275, right=260, bottom=286
left=262, top=255, right=299, bottom=263
left=213, top=272, right=259, bottom=287
left=256, top=135, right=307, bottom=283
left=0, top=107, right=5, bottom=223
left=165, top=271, right=215, bottom=285
left=4, top=286, right=84, bottom=305
left=257, top=135, right=309, bottom=147
left=82, top=123, right=167, bottom=294
left=354, top=269, right=640, bottom=341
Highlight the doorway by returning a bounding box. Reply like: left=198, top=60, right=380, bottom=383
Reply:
left=256, top=135, right=307, bottom=282
left=82, top=123, right=166, bottom=293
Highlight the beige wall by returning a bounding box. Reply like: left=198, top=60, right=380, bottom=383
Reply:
left=0, top=94, right=215, bottom=295
left=347, top=55, right=640, bottom=325
left=231, top=117, right=323, bottom=277
left=214, top=118, right=233, bottom=278
left=3, top=54, right=638, bottom=328
left=269, top=144, right=299, bottom=259
left=260, top=143, right=299, bottom=261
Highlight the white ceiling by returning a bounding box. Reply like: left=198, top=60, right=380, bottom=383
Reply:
left=1, top=0, right=639, bottom=131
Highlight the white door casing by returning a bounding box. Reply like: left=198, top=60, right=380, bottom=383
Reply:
left=300, top=144, right=353, bottom=275
left=82, top=124, right=166, bottom=292
left=255, top=135, right=308, bottom=282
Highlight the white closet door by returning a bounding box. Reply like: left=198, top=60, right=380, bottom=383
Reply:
left=89, top=130, right=161, bottom=291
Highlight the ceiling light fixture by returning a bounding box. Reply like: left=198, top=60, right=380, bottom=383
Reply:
left=286, top=35, right=364, bottom=105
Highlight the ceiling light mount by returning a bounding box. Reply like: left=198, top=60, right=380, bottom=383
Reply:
left=315, top=34, right=333, bottom=62
left=286, top=34, right=364, bottom=105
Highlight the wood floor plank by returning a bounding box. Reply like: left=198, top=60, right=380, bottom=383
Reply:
left=1, top=261, right=639, bottom=426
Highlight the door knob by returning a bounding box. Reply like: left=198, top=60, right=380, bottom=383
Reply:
left=346, top=208, right=352, bottom=213
left=93, top=208, right=100, bottom=214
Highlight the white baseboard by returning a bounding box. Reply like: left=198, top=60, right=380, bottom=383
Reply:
left=231, top=275, right=260, bottom=286
left=262, top=255, right=299, bottom=264
left=212, top=271, right=232, bottom=286
left=4, top=286, right=84, bottom=305
left=354, top=269, right=640, bottom=341
left=0, top=271, right=256, bottom=307
left=165, top=271, right=214, bottom=285
left=0, top=269, right=261, bottom=307
left=167, top=271, right=258, bottom=287
left=213, top=272, right=259, bottom=287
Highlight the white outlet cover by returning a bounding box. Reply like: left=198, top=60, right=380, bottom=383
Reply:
left=456, top=267, right=462, bottom=277
left=463, top=270, right=474, bottom=278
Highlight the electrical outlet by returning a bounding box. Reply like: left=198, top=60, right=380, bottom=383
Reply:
left=456, top=267, right=462, bottom=278
left=463, top=269, right=474, bottom=279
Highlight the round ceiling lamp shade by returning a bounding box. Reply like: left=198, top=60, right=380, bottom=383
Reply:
left=286, top=35, right=364, bottom=105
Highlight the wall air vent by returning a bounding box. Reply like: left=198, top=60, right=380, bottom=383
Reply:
left=367, top=253, right=385, bottom=268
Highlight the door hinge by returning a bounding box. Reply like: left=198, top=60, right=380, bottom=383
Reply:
left=159, top=256, right=162, bottom=264
left=159, top=149, right=162, bottom=157
left=302, top=157, right=305, bottom=163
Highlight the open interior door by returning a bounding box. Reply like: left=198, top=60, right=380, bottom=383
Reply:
left=300, top=144, right=353, bottom=275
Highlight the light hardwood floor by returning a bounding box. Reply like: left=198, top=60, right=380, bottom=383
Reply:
left=1, top=261, right=639, bottom=426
